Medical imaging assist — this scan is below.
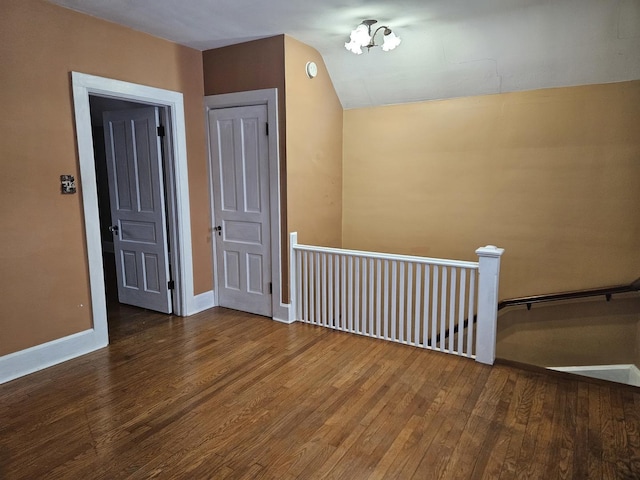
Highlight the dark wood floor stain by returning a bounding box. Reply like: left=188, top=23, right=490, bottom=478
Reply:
left=1, top=304, right=638, bottom=479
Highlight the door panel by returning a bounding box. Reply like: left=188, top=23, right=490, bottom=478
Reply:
left=209, top=105, right=271, bottom=316
left=103, top=107, right=172, bottom=314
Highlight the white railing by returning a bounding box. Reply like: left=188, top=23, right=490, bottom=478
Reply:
left=289, top=233, right=504, bottom=365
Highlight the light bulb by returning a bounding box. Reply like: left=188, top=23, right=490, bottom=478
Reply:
left=351, top=24, right=371, bottom=47
left=345, top=40, right=363, bottom=54
left=382, top=31, right=401, bottom=51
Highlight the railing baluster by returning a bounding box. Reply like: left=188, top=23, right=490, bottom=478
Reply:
left=407, top=262, right=413, bottom=345
left=347, top=256, right=354, bottom=332
left=414, top=263, right=421, bottom=346
left=334, top=255, right=340, bottom=328
left=322, top=253, right=327, bottom=327
left=369, top=258, right=374, bottom=337
left=391, top=261, right=397, bottom=342
left=290, top=236, right=500, bottom=365
left=362, top=258, right=367, bottom=335
left=310, top=252, right=315, bottom=324
left=448, top=267, right=457, bottom=353
left=355, top=256, right=361, bottom=334
left=431, top=266, right=439, bottom=349
left=399, top=261, right=405, bottom=343
left=376, top=259, right=382, bottom=339
left=467, top=270, right=476, bottom=357
left=328, top=253, right=333, bottom=327
left=458, top=268, right=467, bottom=356
left=340, top=255, right=346, bottom=330
left=423, top=265, right=430, bottom=348
left=296, top=249, right=302, bottom=320
left=440, top=267, right=448, bottom=351
left=383, top=260, right=389, bottom=340
left=315, top=252, right=321, bottom=325
left=303, top=251, right=309, bottom=322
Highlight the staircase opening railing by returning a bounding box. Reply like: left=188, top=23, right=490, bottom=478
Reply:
left=289, top=233, right=504, bottom=365
left=494, top=277, right=640, bottom=386
left=497, top=277, right=640, bottom=311
left=439, top=277, right=640, bottom=346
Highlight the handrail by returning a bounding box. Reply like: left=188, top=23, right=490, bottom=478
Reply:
left=293, top=242, right=480, bottom=269
left=440, top=277, right=640, bottom=343
left=497, top=277, right=640, bottom=311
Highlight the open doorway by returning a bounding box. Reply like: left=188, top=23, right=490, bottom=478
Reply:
left=89, top=96, right=174, bottom=319
left=72, top=72, right=196, bottom=350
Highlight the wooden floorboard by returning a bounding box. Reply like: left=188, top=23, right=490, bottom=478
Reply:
left=1, top=305, right=639, bottom=479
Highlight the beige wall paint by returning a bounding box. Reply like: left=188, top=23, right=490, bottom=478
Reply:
left=284, top=36, right=343, bottom=248
left=0, top=0, right=210, bottom=356
left=202, top=35, right=287, bottom=173
left=203, top=36, right=343, bottom=303
left=343, top=81, right=640, bottom=300
left=497, top=296, right=640, bottom=367
left=202, top=36, right=289, bottom=299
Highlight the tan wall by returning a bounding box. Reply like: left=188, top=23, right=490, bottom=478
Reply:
left=0, top=0, right=210, bottom=356
left=202, top=35, right=287, bottom=169
left=203, top=36, right=343, bottom=302
left=497, top=296, right=640, bottom=367
left=202, top=36, right=289, bottom=298
left=284, top=36, right=343, bottom=248
left=343, top=81, right=640, bottom=300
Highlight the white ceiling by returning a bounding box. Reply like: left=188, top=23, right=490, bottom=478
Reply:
left=48, top=0, right=640, bottom=109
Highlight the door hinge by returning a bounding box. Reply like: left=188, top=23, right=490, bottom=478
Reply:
left=157, top=125, right=166, bottom=137
left=168, top=280, right=175, bottom=290
left=265, top=122, right=269, bottom=136
left=269, top=282, right=272, bottom=294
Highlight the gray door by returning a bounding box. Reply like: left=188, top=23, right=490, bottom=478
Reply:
left=103, top=107, right=172, bottom=313
left=209, top=105, right=272, bottom=317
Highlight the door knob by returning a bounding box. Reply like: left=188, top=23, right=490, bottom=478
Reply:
left=109, top=225, right=119, bottom=236
left=214, top=225, right=222, bottom=236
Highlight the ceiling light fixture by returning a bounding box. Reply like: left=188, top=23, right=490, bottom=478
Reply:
left=345, top=19, right=401, bottom=55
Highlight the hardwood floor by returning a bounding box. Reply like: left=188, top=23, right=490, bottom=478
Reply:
left=1, top=305, right=639, bottom=479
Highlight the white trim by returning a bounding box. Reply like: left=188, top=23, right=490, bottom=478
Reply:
left=187, top=290, right=216, bottom=315
left=0, top=329, right=106, bottom=385
left=271, top=314, right=296, bottom=325
left=71, top=72, right=194, bottom=325
left=5, top=71, right=204, bottom=383
left=550, top=364, right=640, bottom=387
left=204, top=89, right=289, bottom=322
left=286, top=302, right=296, bottom=323
left=294, top=243, right=480, bottom=269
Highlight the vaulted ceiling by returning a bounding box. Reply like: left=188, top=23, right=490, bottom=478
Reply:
left=48, top=0, right=640, bottom=109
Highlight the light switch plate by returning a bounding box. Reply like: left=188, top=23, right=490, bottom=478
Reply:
left=61, top=175, right=76, bottom=194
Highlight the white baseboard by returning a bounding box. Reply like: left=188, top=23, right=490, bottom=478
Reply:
left=272, top=303, right=295, bottom=324
left=0, top=328, right=108, bottom=385
left=272, top=315, right=296, bottom=324
left=186, top=290, right=216, bottom=315
left=187, top=291, right=292, bottom=322
left=550, top=364, right=640, bottom=387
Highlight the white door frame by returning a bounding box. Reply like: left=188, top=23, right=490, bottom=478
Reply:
left=205, top=89, right=291, bottom=323
left=72, top=72, right=195, bottom=341
left=0, top=73, right=200, bottom=384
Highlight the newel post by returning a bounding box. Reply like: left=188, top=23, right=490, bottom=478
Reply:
left=475, top=245, right=505, bottom=365
left=289, top=232, right=298, bottom=322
